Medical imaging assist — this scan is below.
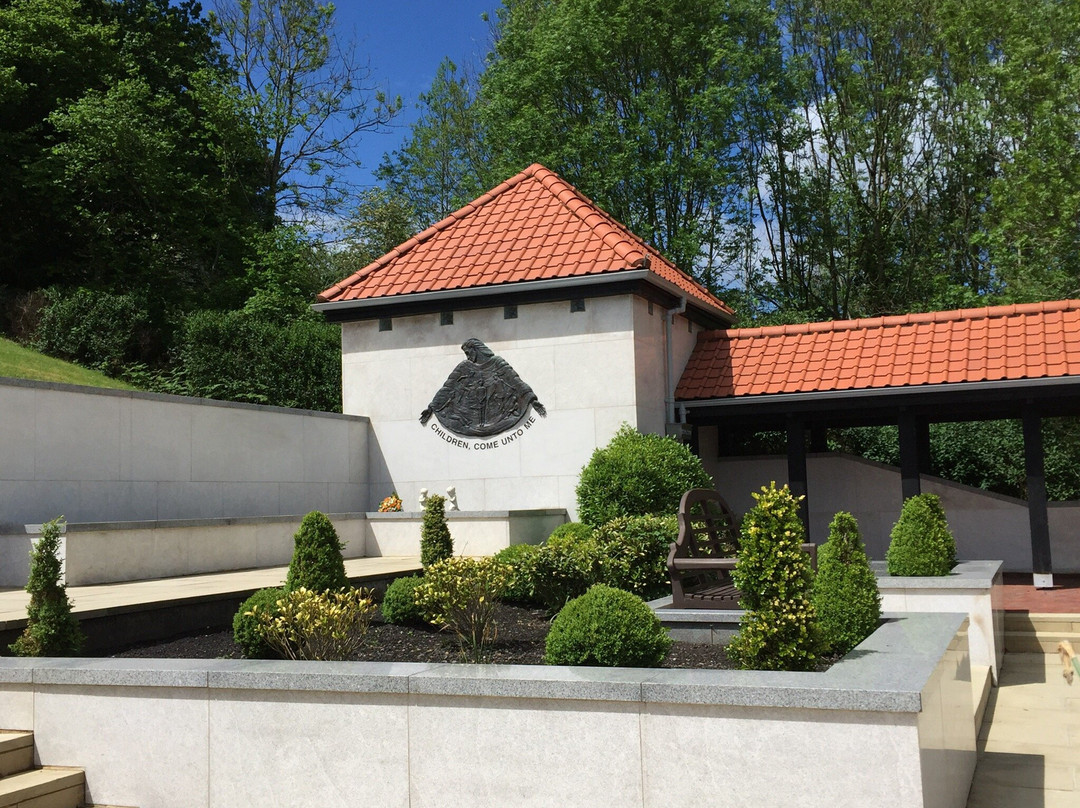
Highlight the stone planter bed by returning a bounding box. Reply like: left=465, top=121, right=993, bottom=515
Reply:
left=0, top=611, right=976, bottom=808
left=103, top=602, right=739, bottom=669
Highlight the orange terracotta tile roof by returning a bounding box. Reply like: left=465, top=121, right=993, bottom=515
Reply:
left=676, top=300, right=1080, bottom=400
left=318, top=164, right=732, bottom=317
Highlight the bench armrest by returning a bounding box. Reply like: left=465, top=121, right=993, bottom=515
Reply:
left=669, top=557, right=737, bottom=571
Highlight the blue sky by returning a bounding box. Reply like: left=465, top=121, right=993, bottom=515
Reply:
left=333, top=1, right=498, bottom=188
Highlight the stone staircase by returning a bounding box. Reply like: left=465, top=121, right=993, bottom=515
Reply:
left=1004, top=612, right=1080, bottom=654
left=0, top=729, right=134, bottom=808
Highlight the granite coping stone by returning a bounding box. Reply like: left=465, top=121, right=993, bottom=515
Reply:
left=365, top=509, right=567, bottom=520
left=48, top=513, right=369, bottom=534
left=872, top=559, right=1003, bottom=590
left=0, top=613, right=966, bottom=714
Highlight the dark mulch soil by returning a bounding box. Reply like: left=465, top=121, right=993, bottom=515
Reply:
left=108, top=602, right=739, bottom=669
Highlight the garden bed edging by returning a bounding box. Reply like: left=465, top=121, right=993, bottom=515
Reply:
left=0, top=612, right=975, bottom=808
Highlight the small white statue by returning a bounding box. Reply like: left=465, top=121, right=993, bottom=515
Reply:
left=445, top=486, right=459, bottom=511
left=418, top=488, right=429, bottom=508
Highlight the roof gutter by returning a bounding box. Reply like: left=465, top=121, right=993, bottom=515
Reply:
left=311, top=269, right=733, bottom=323
left=679, top=374, right=1080, bottom=409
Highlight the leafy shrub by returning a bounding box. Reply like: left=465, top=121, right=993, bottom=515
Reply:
left=174, top=308, right=341, bottom=411
left=593, top=514, right=676, bottom=600
left=32, top=287, right=153, bottom=375
left=258, top=587, right=377, bottom=661
left=812, top=512, right=881, bottom=655
left=493, top=544, right=540, bottom=604
left=886, top=494, right=957, bottom=576
left=420, top=494, right=454, bottom=568
left=414, top=556, right=511, bottom=662
left=529, top=524, right=601, bottom=612
left=9, top=518, right=84, bottom=656
left=381, top=575, right=426, bottom=624
left=233, top=587, right=286, bottom=658
left=544, top=585, right=671, bottom=667
left=285, top=511, right=348, bottom=592
left=575, top=424, right=712, bottom=526
left=728, top=483, right=820, bottom=671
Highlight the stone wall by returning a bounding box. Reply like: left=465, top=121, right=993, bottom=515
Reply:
left=0, top=378, right=369, bottom=528
left=341, top=294, right=702, bottom=518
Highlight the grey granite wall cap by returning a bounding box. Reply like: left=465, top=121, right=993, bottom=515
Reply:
left=208, top=660, right=432, bottom=693
left=61, top=513, right=368, bottom=533
left=873, top=560, right=1003, bottom=590
left=31, top=658, right=211, bottom=688
left=408, top=663, right=646, bottom=702
left=365, top=509, right=567, bottom=520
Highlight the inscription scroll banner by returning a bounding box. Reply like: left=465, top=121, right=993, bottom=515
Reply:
left=420, top=338, right=546, bottom=441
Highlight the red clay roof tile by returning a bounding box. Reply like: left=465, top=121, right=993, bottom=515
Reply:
left=676, top=300, right=1080, bottom=400
left=319, top=164, right=730, bottom=317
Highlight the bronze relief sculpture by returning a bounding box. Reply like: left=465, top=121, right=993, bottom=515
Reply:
left=420, top=338, right=547, bottom=438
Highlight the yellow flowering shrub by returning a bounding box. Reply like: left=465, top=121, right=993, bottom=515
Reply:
left=255, top=587, right=376, bottom=661
left=727, top=482, right=821, bottom=671
left=414, top=556, right=510, bottom=662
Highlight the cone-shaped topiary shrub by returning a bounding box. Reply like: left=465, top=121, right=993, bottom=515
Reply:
left=575, top=424, right=712, bottom=526
left=420, top=494, right=454, bottom=568
left=381, top=575, right=426, bottom=624
left=727, top=483, right=821, bottom=671
left=593, top=514, right=676, bottom=600
left=812, top=512, right=881, bottom=655
left=285, top=511, right=348, bottom=592
left=544, top=584, right=671, bottom=667
left=886, top=493, right=957, bottom=576
left=233, top=586, right=286, bottom=658
left=10, top=517, right=84, bottom=656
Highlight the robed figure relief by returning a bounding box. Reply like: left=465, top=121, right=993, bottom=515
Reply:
left=420, top=338, right=547, bottom=438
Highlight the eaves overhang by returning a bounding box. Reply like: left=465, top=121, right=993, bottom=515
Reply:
left=679, top=374, right=1080, bottom=427
left=312, top=269, right=735, bottom=329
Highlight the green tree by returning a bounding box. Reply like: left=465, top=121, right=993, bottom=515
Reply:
left=378, top=58, right=491, bottom=228
left=812, top=512, right=881, bottom=655
left=10, top=517, right=85, bottom=656
left=481, top=0, right=772, bottom=288
left=0, top=0, right=269, bottom=319
left=211, top=0, right=400, bottom=221
left=285, top=511, right=348, bottom=592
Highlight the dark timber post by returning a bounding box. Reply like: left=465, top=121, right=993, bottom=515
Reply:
left=898, top=410, right=922, bottom=501
left=1023, top=404, right=1053, bottom=587
left=787, top=416, right=810, bottom=540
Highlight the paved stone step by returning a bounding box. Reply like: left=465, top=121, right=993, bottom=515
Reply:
left=1003, top=613, right=1080, bottom=634
left=1005, top=630, right=1080, bottom=654
left=0, top=732, right=34, bottom=778
left=0, top=766, right=83, bottom=808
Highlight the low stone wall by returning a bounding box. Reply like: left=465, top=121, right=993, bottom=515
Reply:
left=0, top=514, right=367, bottom=587
left=0, top=613, right=974, bottom=808
left=364, top=509, right=567, bottom=556
left=875, top=560, right=1005, bottom=685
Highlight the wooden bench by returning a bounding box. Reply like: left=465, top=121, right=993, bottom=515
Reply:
left=667, top=488, right=817, bottom=609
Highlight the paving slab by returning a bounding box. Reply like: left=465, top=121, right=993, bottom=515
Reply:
left=0, top=556, right=421, bottom=628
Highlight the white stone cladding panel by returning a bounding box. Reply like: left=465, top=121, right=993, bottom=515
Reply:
left=341, top=296, right=643, bottom=515
left=32, top=685, right=209, bottom=808
left=209, top=690, right=410, bottom=808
